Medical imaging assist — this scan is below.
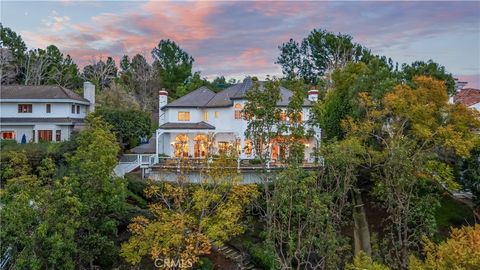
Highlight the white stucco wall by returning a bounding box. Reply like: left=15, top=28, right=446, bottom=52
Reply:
left=158, top=99, right=319, bottom=160
left=0, top=124, right=73, bottom=143
left=0, top=101, right=88, bottom=118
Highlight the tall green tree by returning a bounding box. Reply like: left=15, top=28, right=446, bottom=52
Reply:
left=277, top=29, right=370, bottom=85
left=314, top=58, right=399, bottom=140
left=67, top=116, right=127, bottom=268
left=0, top=24, right=27, bottom=84
left=152, top=39, right=193, bottom=98
left=0, top=152, right=81, bottom=270
left=401, top=60, right=455, bottom=96
left=343, top=77, right=480, bottom=269
left=94, top=107, right=152, bottom=149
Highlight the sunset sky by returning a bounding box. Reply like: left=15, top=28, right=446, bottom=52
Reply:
left=2, top=1, right=479, bottom=88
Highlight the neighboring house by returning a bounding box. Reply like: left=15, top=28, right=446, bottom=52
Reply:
left=0, top=82, right=95, bottom=143
left=152, top=77, right=321, bottom=162
left=453, top=87, right=480, bottom=111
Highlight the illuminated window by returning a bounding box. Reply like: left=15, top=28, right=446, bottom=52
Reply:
left=235, top=138, right=241, bottom=155
left=18, top=104, right=32, bottom=113
left=280, top=111, right=287, bottom=121
left=234, top=103, right=242, bottom=119
left=178, top=111, right=190, bottom=121
left=1, top=131, right=15, bottom=140
left=218, top=141, right=229, bottom=154
left=46, top=104, right=51, bottom=113
left=289, top=112, right=304, bottom=123
left=174, top=134, right=189, bottom=158
left=38, top=130, right=52, bottom=141
left=194, top=134, right=208, bottom=158
left=214, top=111, right=219, bottom=119
left=203, top=111, right=208, bottom=121
left=244, top=140, right=253, bottom=156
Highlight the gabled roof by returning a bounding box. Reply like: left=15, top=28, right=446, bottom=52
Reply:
left=164, top=77, right=312, bottom=109
left=165, top=86, right=216, bottom=108
left=159, top=121, right=215, bottom=130
left=454, top=88, right=480, bottom=107
left=0, top=85, right=90, bottom=103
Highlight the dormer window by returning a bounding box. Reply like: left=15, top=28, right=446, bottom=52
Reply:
left=178, top=111, right=190, bottom=121
left=18, top=104, right=32, bottom=113
left=234, top=103, right=242, bottom=119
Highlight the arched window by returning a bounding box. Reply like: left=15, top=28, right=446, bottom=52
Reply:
left=174, top=134, right=189, bottom=158
left=234, top=103, right=243, bottom=119
left=194, top=134, right=208, bottom=158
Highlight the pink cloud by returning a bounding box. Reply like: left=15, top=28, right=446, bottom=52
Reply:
left=456, top=74, right=480, bottom=89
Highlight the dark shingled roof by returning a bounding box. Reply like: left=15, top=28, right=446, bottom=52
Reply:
left=165, top=86, right=216, bottom=108
left=164, top=77, right=312, bottom=109
left=159, top=121, right=215, bottom=130
left=0, top=85, right=90, bottom=103
left=0, top=117, right=85, bottom=124
left=130, top=137, right=156, bottom=154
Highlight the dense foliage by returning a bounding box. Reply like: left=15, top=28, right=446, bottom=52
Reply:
left=0, top=117, right=127, bottom=269
left=94, top=107, right=153, bottom=148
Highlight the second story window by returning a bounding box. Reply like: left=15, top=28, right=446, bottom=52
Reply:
left=46, top=104, right=51, bottom=113
left=18, top=104, right=32, bottom=113
left=234, top=103, right=242, bottom=119
left=203, top=111, right=208, bottom=121
left=71, top=105, right=75, bottom=114
left=76, top=105, right=80, bottom=114
left=178, top=111, right=190, bottom=121
left=214, top=111, right=219, bottom=119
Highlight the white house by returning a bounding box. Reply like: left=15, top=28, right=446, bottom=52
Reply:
left=153, top=77, right=321, bottom=162
left=0, top=82, right=95, bottom=143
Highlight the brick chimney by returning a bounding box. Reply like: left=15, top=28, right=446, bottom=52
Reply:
left=307, top=87, right=319, bottom=102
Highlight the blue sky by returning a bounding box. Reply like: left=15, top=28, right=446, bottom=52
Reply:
left=2, top=1, right=479, bottom=88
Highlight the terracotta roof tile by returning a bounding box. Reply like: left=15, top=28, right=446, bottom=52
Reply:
left=454, top=88, right=480, bottom=107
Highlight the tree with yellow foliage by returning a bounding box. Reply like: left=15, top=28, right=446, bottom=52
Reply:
left=343, top=76, right=480, bottom=269
left=120, top=155, right=259, bottom=268
left=409, top=225, right=480, bottom=270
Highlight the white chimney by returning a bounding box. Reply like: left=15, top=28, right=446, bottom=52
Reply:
left=308, top=88, right=319, bottom=102
left=159, top=88, right=168, bottom=126
left=83, top=81, right=95, bottom=112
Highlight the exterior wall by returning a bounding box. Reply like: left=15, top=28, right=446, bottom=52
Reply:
left=0, top=101, right=88, bottom=118
left=158, top=99, right=319, bottom=161
left=470, top=103, right=480, bottom=111
left=0, top=124, right=73, bottom=143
